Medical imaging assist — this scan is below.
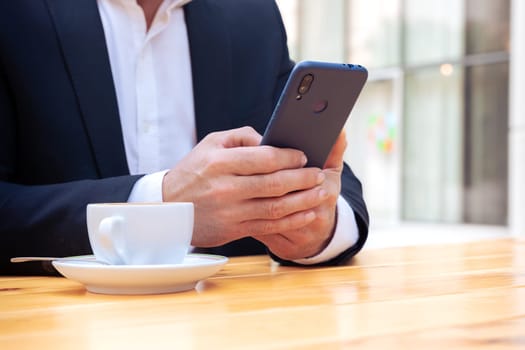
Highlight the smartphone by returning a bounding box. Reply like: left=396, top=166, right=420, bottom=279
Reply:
left=261, top=61, right=367, bottom=168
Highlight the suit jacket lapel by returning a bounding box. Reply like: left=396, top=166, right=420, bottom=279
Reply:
left=185, top=1, right=233, bottom=141
left=45, top=0, right=129, bottom=177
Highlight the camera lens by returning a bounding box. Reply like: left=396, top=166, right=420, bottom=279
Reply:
left=297, top=74, right=314, bottom=95
left=299, top=85, right=309, bottom=94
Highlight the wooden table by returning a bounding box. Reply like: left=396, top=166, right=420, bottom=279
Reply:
left=1, top=238, right=524, bottom=349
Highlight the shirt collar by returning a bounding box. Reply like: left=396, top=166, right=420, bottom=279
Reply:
left=167, top=0, right=192, bottom=11
left=108, top=0, right=192, bottom=9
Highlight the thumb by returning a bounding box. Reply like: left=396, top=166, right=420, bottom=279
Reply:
left=324, top=130, right=347, bottom=169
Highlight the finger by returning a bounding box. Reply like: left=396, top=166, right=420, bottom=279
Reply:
left=239, top=210, right=317, bottom=236
left=221, top=146, right=308, bottom=175
left=324, top=130, right=347, bottom=169
left=253, top=233, right=305, bottom=260
left=235, top=168, right=324, bottom=198
left=252, top=233, right=294, bottom=254
left=241, top=185, right=329, bottom=219
left=254, top=229, right=325, bottom=260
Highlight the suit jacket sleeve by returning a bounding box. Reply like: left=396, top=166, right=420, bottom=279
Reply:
left=0, top=62, right=143, bottom=275
left=0, top=1, right=146, bottom=275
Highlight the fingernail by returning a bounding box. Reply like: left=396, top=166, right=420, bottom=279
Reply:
left=317, top=172, right=325, bottom=184
left=301, top=154, right=308, bottom=166
left=319, top=189, right=328, bottom=200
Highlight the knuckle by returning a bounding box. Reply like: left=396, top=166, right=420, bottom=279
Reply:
left=205, top=129, right=223, bottom=141
left=256, top=220, right=277, bottom=235
left=215, top=181, right=236, bottom=198
left=205, top=154, right=230, bottom=174
left=322, top=190, right=337, bottom=205
left=240, top=126, right=256, bottom=134
left=206, top=163, right=222, bottom=177
left=316, top=213, right=330, bottom=227
left=266, top=200, right=285, bottom=219
left=265, top=176, right=285, bottom=195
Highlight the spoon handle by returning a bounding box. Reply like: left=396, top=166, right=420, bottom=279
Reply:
left=11, top=257, right=57, bottom=263
left=10, top=257, right=108, bottom=264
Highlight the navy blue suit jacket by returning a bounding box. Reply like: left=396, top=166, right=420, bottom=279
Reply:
left=0, top=0, right=369, bottom=275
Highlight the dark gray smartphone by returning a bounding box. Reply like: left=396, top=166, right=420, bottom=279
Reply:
left=261, top=61, right=367, bottom=168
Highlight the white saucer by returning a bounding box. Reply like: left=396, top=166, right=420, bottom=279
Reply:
left=52, top=254, right=228, bottom=295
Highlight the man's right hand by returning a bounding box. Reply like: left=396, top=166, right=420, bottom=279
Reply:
left=162, top=126, right=328, bottom=248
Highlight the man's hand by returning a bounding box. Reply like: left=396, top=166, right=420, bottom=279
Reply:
left=253, top=131, right=347, bottom=260
left=162, top=127, right=328, bottom=248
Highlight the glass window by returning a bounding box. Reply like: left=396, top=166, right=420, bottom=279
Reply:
left=297, top=0, right=346, bottom=61
left=345, top=77, right=401, bottom=225
left=347, top=0, right=401, bottom=68
left=279, top=0, right=511, bottom=228
left=464, top=63, right=509, bottom=225
left=404, top=0, right=464, bottom=65
left=466, top=0, right=510, bottom=55
left=403, top=65, right=464, bottom=222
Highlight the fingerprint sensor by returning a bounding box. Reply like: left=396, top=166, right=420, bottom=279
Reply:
left=312, top=100, right=328, bottom=114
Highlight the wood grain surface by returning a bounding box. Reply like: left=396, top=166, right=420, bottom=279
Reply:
left=1, top=238, right=524, bottom=349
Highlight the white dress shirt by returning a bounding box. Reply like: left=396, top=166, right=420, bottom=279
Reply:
left=97, top=0, right=358, bottom=264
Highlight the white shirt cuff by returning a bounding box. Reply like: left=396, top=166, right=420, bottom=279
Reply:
left=292, top=196, right=359, bottom=265
left=127, top=170, right=169, bottom=203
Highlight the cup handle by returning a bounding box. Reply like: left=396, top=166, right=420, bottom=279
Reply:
left=98, top=216, right=126, bottom=264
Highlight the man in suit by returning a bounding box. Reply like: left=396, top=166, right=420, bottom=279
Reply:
left=0, top=0, right=369, bottom=275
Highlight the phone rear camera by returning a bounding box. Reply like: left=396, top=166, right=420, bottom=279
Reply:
left=298, top=74, right=314, bottom=95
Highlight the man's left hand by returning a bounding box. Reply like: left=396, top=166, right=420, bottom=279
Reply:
left=253, top=131, right=347, bottom=260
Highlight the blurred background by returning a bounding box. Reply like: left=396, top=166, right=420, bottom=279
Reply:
left=276, top=0, right=525, bottom=246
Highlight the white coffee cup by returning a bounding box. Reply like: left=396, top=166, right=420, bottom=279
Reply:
left=86, top=202, right=194, bottom=265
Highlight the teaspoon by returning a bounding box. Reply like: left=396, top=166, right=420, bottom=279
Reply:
left=10, top=256, right=109, bottom=265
